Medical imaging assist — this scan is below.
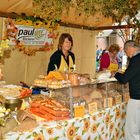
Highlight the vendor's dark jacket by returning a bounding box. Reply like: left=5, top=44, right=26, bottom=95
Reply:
left=115, top=53, right=140, bottom=100
left=47, top=50, right=75, bottom=74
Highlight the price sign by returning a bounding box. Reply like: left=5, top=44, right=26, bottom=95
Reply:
left=74, top=105, right=85, bottom=118
left=88, top=102, right=97, bottom=114
left=104, top=97, right=113, bottom=108
left=115, top=95, right=122, bottom=104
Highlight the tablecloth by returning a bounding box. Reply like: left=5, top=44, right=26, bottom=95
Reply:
left=4, top=102, right=127, bottom=140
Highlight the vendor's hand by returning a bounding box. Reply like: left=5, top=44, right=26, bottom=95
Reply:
left=110, top=71, right=116, bottom=77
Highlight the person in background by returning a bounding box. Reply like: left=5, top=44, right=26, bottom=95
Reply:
left=96, top=47, right=102, bottom=71
left=96, top=47, right=102, bottom=62
left=99, top=44, right=120, bottom=72
left=114, top=40, right=140, bottom=140
left=117, top=46, right=123, bottom=69
left=47, top=33, right=75, bottom=74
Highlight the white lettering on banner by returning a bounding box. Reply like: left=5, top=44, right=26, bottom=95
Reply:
left=9, top=25, right=52, bottom=46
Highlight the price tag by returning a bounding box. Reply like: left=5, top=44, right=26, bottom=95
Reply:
left=74, top=105, right=85, bottom=118
left=88, top=102, right=97, bottom=114
left=115, top=95, right=122, bottom=104
left=104, top=97, right=113, bottom=108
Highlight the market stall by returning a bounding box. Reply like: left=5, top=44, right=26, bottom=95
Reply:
left=0, top=1, right=139, bottom=140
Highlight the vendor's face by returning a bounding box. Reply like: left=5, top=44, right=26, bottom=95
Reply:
left=110, top=51, right=118, bottom=58
left=62, top=38, right=72, bottom=51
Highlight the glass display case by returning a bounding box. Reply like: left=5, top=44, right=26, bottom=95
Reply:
left=48, top=78, right=129, bottom=119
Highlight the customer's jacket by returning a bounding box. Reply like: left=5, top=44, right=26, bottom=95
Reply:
left=115, top=53, right=140, bottom=100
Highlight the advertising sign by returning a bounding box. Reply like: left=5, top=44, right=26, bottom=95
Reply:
left=6, top=23, right=52, bottom=46
left=16, top=26, right=51, bottom=45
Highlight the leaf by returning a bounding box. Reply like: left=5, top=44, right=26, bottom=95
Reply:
left=94, top=136, right=98, bottom=140
left=82, top=130, right=86, bottom=135
left=76, top=127, right=80, bottom=132
left=26, top=135, right=32, bottom=139
left=72, top=121, right=75, bottom=126
left=33, top=132, right=38, bottom=137
left=16, top=137, right=20, bottom=140
left=110, top=115, right=113, bottom=119
left=54, top=136, right=59, bottom=140
left=64, top=121, right=68, bottom=127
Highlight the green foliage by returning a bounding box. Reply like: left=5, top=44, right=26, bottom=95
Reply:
left=33, top=0, right=140, bottom=25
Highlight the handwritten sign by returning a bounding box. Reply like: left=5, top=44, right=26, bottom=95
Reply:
left=74, top=105, right=85, bottom=118
left=104, top=97, right=113, bottom=108
left=88, top=102, right=98, bottom=114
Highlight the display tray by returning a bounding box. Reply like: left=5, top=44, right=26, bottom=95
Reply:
left=33, top=77, right=117, bottom=89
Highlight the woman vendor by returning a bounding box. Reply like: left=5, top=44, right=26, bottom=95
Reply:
left=47, top=33, right=75, bottom=74
left=99, top=44, right=120, bottom=72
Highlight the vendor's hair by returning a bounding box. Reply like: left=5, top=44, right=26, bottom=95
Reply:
left=124, top=40, right=140, bottom=50
left=108, top=44, right=120, bottom=53
left=58, top=33, right=73, bottom=50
